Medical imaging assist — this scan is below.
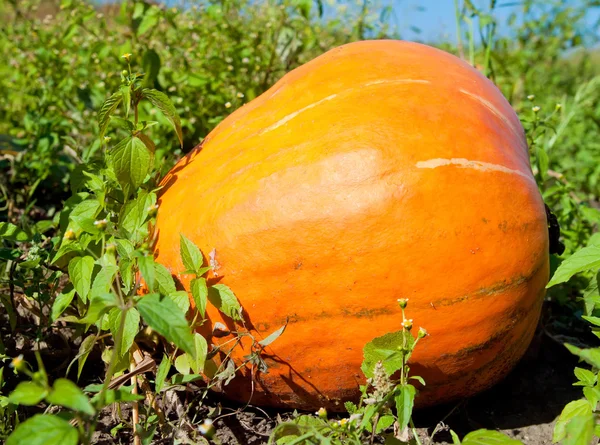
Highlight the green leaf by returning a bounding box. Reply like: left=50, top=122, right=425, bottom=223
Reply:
left=155, top=354, right=171, bottom=393
left=191, top=277, right=208, bottom=317
left=395, top=384, right=416, bottom=431
left=6, top=414, right=78, bottom=445
left=109, top=116, right=135, bottom=132
left=68, top=256, right=95, bottom=303
left=0, top=222, right=30, bottom=242
left=8, top=382, right=48, bottom=405
left=565, top=344, right=600, bottom=369
left=109, top=136, right=154, bottom=191
left=583, top=386, right=600, bottom=407
left=108, top=307, right=140, bottom=357
left=573, top=367, right=596, bottom=386
left=138, top=255, right=156, bottom=293
left=189, top=333, right=208, bottom=374
left=169, top=291, right=190, bottom=313
left=450, top=430, right=462, bottom=445
left=136, top=293, right=196, bottom=359
left=77, top=334, right=96, bottom=379
left=142, top=88, right=183, bottom=147
left=362, top=330, right=413, bottom=378
left=258, top=322, right=287, bottom=347
left=180, top=234, right=204, bottom=275
left=46, top=378, right=95, bottom=416
left=547, top=245, right=600, bottom=287
left=462, top=429, right=523, bottom=445
left=51, top=286, right=76, bottom=322
left=376, top=415, right=395, bottom=434
left=155, top=263, right=176, bottom=295
left=90, top=265, right=118, bottom=299
left=119, top=190, right=155, bottom=240
left=98, top=91, right=123, bottom=139
left=120, top=85, right=131, bottom=118
left=208, top=284, right=243, bottom=321
left=174, top=353, right=190, bottom=375
left=69, top=199, right=102, bottom=233
left=78, top=292, right=119, bottom=325
left=553, top=399, right=592, bottom=443
left=564, top=413, right=594, bottom=445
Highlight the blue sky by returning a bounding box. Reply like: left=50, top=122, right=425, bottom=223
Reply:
left=385, top=0, right=599, bottom=43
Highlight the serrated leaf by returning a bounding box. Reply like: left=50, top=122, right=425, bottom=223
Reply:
left=191, top=277, right=208, bottom=317
left=109, top=307, right=140, bottom=357
left=547, top=245, right=600, bottom=287
left=155, top=354, right=171, bottom=393
left=180, top=234, right=203, bottom=275
left=462, top=429, right=523, bottom=445
left=362, top=330, right=413, bottom=378
left=136, top=293, right=196, bottom=359
left=69, top=199, right=101, bottom=233
left=51, top=286, right=76, bottom=321
left=553, top=399, right=592, bottom=443
left=6, top=414, right=78, bottom=445
left=8, top=382, right=48, bottom=405
left=119, top=190, right=155, bottom=237
left=142, top=88, right=183, bottom=147
left=565, top=344, right=600, bottom=369
left=573, top=367, right=596, bottom=386
left=208, top=284, right=243, bottom=321
left=109, top=136, right=154, bottom=191
left=189, top=333, right=208, bottom=374
left=98, top=91, right=123, bottom=139
left=78, top=292, right=119, bottom=325
left=90, top=265, right=118, bottom=299
left=155, top=263, right=176, bottom=295
left=395, top=384, right=416, bottom=431
left=46, top=378, right=95, bottom=416
left=68, top=256, right=95, bottom=303
left=258, top=322, right=287, bottom=347
left=0, top=222, right=30, bottom=242
left=169, top=291, right=190, bottom=313
left=138, top=255, right=155, bottom=293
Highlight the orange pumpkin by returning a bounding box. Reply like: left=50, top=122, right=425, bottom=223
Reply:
left=153, top=40, right=549, bottom=410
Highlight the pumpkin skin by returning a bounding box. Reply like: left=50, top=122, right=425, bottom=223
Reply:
left=153, top=40, right=549, bottom=411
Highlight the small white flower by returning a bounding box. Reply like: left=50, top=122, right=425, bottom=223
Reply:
left=236, top=92, right=244, bottom=98
left=532, top=106, right=540, bottom=113
left=225, top=102, right=232, bottom=108
left=527, top=94, right=535, bottom=100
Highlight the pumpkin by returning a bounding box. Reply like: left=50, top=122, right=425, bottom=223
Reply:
left=152, top=40, right=549, bottom=410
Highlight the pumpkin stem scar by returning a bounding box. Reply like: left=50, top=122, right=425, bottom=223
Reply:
left=415, top=158, right=535, bottom=183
